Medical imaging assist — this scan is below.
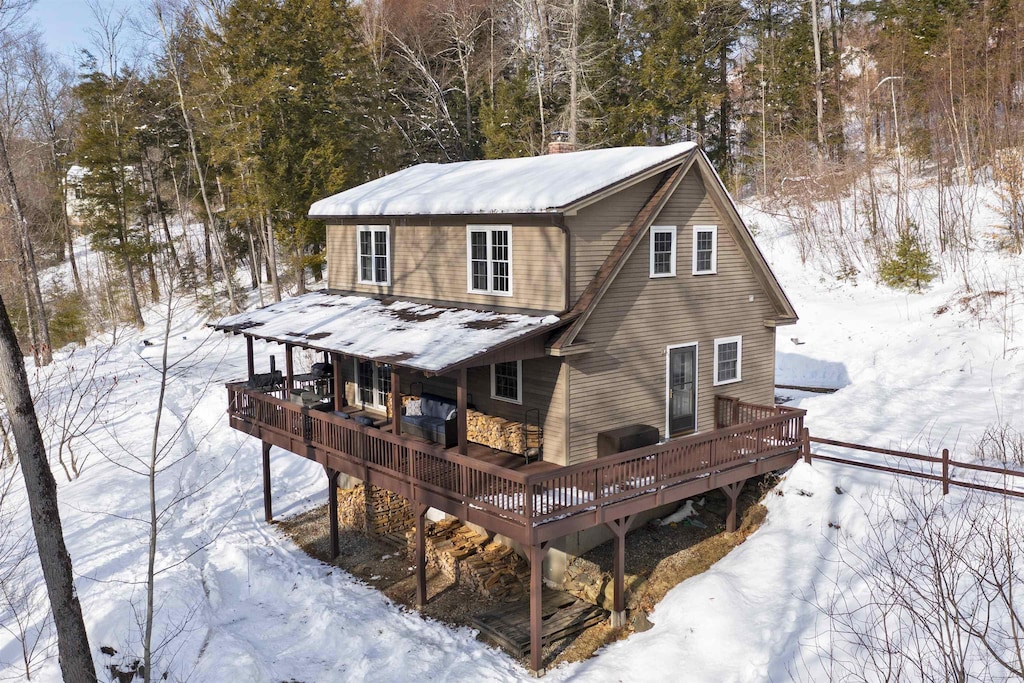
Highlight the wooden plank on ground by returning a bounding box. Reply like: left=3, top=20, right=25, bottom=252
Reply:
left=471, top=589, right=609, bottom=658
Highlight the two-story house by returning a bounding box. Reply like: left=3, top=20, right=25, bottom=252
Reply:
left=214, top=141, right=804, bottom=673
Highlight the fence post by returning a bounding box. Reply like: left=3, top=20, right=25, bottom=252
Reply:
left=802, top=427, right=812, bottom=464
left=942, top=448, right=950, bottom=495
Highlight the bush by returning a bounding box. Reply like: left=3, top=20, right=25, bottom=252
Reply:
left=48, top=290, right=88, bottom=349
left=878, top=229, right=936, bottom=291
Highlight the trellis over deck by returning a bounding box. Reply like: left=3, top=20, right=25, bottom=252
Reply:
left=227, top=383, right=806, bottom=673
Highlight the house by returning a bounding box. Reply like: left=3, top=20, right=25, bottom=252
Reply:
left=213, top=140, right=804, bottom=673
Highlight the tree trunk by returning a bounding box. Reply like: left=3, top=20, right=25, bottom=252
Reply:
left=147, top=163, right=179, bottom=271
left=141, top=211, right=160, bottom=302
left=119, top=228, right=145, bottom=327
left=810, top=0, right=826, bottom=164
left=0, top=293, right=97, bottom=682
left=264, top=212, right=281, bottom=302
left=0, top=129, right=52, bottom=365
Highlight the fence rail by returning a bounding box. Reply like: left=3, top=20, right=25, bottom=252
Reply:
left=229, top=384, right=806, bottom=539
left=807, top=434, right=1024, bottom=499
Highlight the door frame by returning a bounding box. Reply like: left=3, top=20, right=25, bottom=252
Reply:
left=665, top=342, right=699, bottom=438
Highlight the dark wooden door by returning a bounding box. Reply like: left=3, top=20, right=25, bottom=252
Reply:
left=668, top=345, right=696, bottom=435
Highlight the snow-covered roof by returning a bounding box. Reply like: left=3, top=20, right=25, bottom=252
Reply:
left=308, top=142, right=697, bottom=218
left=211, top=291, right=564, bottom=374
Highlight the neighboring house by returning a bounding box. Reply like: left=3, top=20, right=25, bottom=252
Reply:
left=65, top=165, right=87, bottom=227
left=214, top=141, right=804, bottom=673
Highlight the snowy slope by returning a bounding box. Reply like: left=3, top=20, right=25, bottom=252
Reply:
left=3, top=176, right=1024, bottom=681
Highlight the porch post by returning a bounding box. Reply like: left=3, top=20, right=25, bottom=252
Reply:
left=457, top=368, right=468, bottom=455
left=262, top=441, right=273, bottom=523
left=414, top=502, right=429, bottom=607
left=391, top=367, right=401, bottom=435
left=528, top=542, right=549, bottom=674
left=332, top=353, right=344, bottom=412
left=285, top=343, right=294, bottom=393
left=607, top=515, right=635, bottom=628
left=722, top=480, right=746, bottom=533
left=326, top=467, right=340, bottom=559
left=246, top=336, right=255, bottom=382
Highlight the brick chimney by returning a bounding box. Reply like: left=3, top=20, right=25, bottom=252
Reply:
left=547, top=131, right=575, bottom=154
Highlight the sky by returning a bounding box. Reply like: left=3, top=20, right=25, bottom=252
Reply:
left=27, top=0, right=139, bottom=63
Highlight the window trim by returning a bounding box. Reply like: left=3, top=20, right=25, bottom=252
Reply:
left=713, top=335, right=742, bottom=386
left=356, top=224, right=391, bottom=286
left=466, top=225, right=513, bottom=297
left=692, top=225, right=718, bottom=275
left=490, top=360, right=523, bottom=405
left=649, top=225, right=677, bottom=278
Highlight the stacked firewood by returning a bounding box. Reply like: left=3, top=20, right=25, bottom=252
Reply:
left=466, top=410, right=526, bottom=455
left=337, top=485, right=412, bottom=535
left=411, top=518, right=527, bottom=601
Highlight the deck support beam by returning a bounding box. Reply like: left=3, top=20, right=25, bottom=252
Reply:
left=262, top=441, right=273, bottom=523
left=528, top=541, right=549, bottom=675
left=284, top=343, right=294, bottom=394
left=414, top=503, right=429, bottom=607
left=332, top=353, right=344, bottom=411
left=457, top=368, right=468, bottom=455
left=722, top=479, right=746, bottom=533
left=391, top=367, right=401, bottom=436
left=246, top=336, right=255, bottom=382
left=606, top=515, right=636, bottom=628
left=326, top=467, right=341, bottom=559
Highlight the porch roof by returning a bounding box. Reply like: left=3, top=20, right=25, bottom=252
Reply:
left=211, top=291, right=566, bottom=374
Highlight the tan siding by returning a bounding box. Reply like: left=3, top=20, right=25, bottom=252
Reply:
left=566, top=170, right=778, bottom=464
left=326, top=223, right=566, bottom=314
left=565, top=175, right=663, bottom=301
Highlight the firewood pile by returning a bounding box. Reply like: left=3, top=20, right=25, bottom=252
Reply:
left=466, top=410, right=526, bottom=455
left=337, top=485, right=413, bottom=535
left=411, top=518, right=528, bottom=601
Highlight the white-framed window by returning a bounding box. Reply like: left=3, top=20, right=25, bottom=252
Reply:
left=649, top=225, right=677, bottom=278
left=713, top=336, right=742, bottom=386
left=467, top=226, right=512, bottom=295
left=357, top=225, right=390, bottom=285
left=692, top=225, right=718, bottom=275
left=355, top=358, right=391, bottom=409
left=490, top=360, right=522, bottom=404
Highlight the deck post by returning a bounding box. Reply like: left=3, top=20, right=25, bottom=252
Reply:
left=528, top=542, right=549, bottom=675
left=802, top=427, right=811, bottom=464
left=942, top=448, right=950, bottom=495
left=457, top=368, right=468, bottom=456
left=246, top=336, right=255, bottom=382
left=326, top=467, right=340, bottom=560
left=607, top=515, right=635, bottom=628
left=722, top=480, right=745, bottom=533
left=262, top=441, right=273, bottom=523
left=414, top=503, right=429, bottom=607
left=332, top=353, right=344, bottom=411
left=391, top=367, right=401, bottom=436
left=285, top=343, right=294, bottom=394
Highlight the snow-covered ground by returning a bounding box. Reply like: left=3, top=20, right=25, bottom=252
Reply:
left=2, top=175, right=1024, bottom=681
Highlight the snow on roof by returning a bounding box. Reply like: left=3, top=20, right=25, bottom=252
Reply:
left=308, top=142, right=697, bottom=218
left=212, top=291, right=563, bottom=374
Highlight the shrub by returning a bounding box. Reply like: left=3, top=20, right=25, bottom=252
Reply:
left=878, top=228, right=936, bottom=291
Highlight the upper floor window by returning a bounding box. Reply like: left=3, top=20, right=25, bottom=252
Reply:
left=467, top=226, right=512, bottom=295
left=692, top=225, right=718, bottom=275
left=713, top=335, right=742, bottom=385
left=649, top=225, right=677, bottom=278
left=358, top=225, right=390, bottom=285
left=491, top=360, right=522, bottom=404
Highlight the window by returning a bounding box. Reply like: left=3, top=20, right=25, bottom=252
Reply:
left=491, top=360, right=522, bottom=404
left=692, top=225, right=718, bottom=275
left=649, top=226, right=677, bottom=277
left=357, top=225, right=390, bottom=285
left=714, top=336, right=742, bottom=385
left=355, top=359, right=391, bottom=408
left=467, top=226, right=512, bottom=295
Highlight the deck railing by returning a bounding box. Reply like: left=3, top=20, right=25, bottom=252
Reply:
left=714, top=394, right=800, bottom=429
left=228, top=384, right=805, bottom=536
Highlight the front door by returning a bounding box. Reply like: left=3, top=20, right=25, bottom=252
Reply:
left=667, top=344, right=697, bottom=435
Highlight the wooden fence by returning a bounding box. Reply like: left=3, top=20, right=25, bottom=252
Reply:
left=805, top=432, right=1024, bottom=500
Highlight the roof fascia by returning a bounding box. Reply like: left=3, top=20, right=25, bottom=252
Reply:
left=558, top=150, right=697, bottom=216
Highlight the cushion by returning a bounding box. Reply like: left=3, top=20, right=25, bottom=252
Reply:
left=331, top=410, right=351, bottom=420
left=446, top=408, right=458, bottom=421
left=420, top=392, right=456, bottom=420
left=354, top=415, right=376, bottom=427
left=405, top=399, right=422, bottom=416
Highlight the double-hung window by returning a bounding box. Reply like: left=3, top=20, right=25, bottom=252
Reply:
left=358, top=225, right=390, bottom=285
left=467, top=226, right=512, bottom=295
left=491, top=360, right=522, bottom=404
left=649, top=226, right=677, bottom=277
left=692, top=225, right=718, bottom=275
left=713, top=336, right=742, bottom=385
